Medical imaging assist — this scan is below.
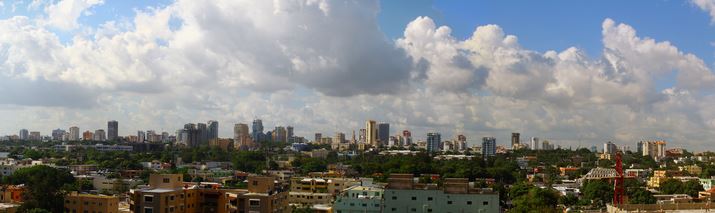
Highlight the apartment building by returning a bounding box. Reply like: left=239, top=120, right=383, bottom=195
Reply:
left=288, top=177, right=360, bottom=207
left=333, top=185, right=384, bottom=213
left=383, top=174, right=499, bottom=213
left=64, top=191, right=119, bottom=213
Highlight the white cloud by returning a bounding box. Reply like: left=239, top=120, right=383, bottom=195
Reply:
left=44, top=0, right=104, bottom=30
left=692, top=0, right=715, bottom=23
left=2, top=1, right=715, bottom=150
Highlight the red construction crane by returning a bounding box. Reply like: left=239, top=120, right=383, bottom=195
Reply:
left=613, top=152, right=625, bottom=205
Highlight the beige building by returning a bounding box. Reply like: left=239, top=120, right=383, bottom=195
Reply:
left=366, top=120, right=377, bottom=147
left=64, top=191, right=119, bottom=213
left=130, top=174, right=289, bottom=213
left=679, top=165, right=702, bottom=176
left=289, top=177, right=360, bottom=207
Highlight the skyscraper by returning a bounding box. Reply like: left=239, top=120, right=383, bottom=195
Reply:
left=377, top=123, right=390, bottom=145
left=426, top=132, right=441, bottom=153
left=138, top=131, right=146, bottom=142
left=252, top=119, right=264, bottom=142
left=366, top=120, right=377, bottom=146
left=29, top=131, right=41, bottom=141
left=107, top=120, right=118, bottom=141
left=52, top=129, right=66, bottom=141
left=234, top=123, right=251, bottom=150
left=604, top=141, right=617, bottom=154
left=314, top=133, right=322, bottom=142
left=18, top=129, right=28, bottom=140
left=403, top=130, right=412, bottom=145
left=69, top=126, right=80, bottom=141
left=286, top=126, right=294, bottom=143
left=94, top=129, right=106, bottom=141
left=511, top=132, right=520, bottom=148
left=358, top=129, right=366, bottom=143
left=273, top=126, right=287, bottom=142
left=207, top=120, right=219, bottom=141
left=530, top=137, right=539, bottom=150
left=334, top=132, right=346, bottom=144
left=482, top=137, right=496, bottom=158
left=197, top=123, right=208, bottom=145
left=83, top=131, right=94, bottom=141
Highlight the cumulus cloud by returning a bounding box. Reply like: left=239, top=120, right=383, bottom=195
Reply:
left=692, top=0, right=715, bottom=23
left=2, top=0, right=715, bottom=150
left=44, top=0, right=104, bottom=30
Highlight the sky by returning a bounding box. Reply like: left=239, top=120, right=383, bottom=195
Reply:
left=1, top=0, right=715, bottom=150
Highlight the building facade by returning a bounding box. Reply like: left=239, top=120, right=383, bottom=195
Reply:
left=383, top=174, right=499, bottom=213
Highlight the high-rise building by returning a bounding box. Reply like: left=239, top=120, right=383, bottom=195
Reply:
left=208, top=120, right=219, bottom=141
left=107, top=120, right=118, bottom=141
left=82, top=131, right=93, bottom=141
left=366, top=120, right=377, bottom=146
left=334, top=132, right=346, bottom=144
left=137, top=131, right=146, bottom=142
left=314, top=133, right=322, bottom=143
left=636, top=141, right=643, bottom=155
left=52, top=129, right=66, bottom=141
left=482, top=137, right=496, bottom=158
left=252, top=119, right=264, bottom=142
left=377, top=123, right=390, bottom=145
left=403, top=130, right=412, bottom=145
left=530, top=137, right=539, bottom=150
left=29, top=131, right=41, bottom=141
left=426, top=132, right=441, bottom=153
left=94, top=129, right=106, bottom=141
left=604, top=141, right=617, bottom=154
left=197, top=123, right=208, bottom=145
left=18, top=129, right=29, bottom=140
left=69, top=126, right=80, bottom=141
left=641, top=140, right=666, bottom=160
left=542, top=140, right=553, bottom=150
left=234, top=123, right=252, bottom=150
left=273, top=126, right=287, bottom=142
left=358, top=129, right=366, bottom=143
left=511, top=132, right=520, bottom=148
left=286, top=126, right=294, bottom=143
left=177, top=123, right=200, bottom=147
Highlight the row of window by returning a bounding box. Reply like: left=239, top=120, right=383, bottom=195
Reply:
left=391, top=196, right=488, bottom=205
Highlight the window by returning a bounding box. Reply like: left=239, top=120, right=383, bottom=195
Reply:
left=144, top=195, right=154, bottom=203
left=391, top=208, right=397, bottom=211
left=483, top=201, right=489, bottom=205
left=427, top=209, right=432, bottom=212
left=467, top=201, right=472, bottom=205
left=411, top=208, right=416, bottom=212
left=249, top=199, right=260, bottom=207
left=427, top=197, right=433, bottom=201
left=362, top=203, right=367, bottom=207
left=144, top=208, right=153, bottom=213
left=350, top=203, right=354, bottom=206
left=447, top=201, right=452, bottom=204
left=392, top=196, right=397, bottom=200
left=411, top=197, right=416, bottom=200
left=163, top=178, right=170, bottom=183
left=253, top=181, right=258, bottom=186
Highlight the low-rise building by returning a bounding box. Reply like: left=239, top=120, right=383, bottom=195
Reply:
left=64, top=191, right=119, bottom=213
left=289, top=177, right=360, bottom=207
left=383, top=174, right=499, bottom=213
left=333, top=185, right=383, bottom=213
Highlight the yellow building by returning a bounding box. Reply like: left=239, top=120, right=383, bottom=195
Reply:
left=679, top=165, right=702, bottom=176
left=64, top=191, right=119, bottom=213
left=648, top=170, right=669, bottom=189
left=288, top=177, right=360, bottom=207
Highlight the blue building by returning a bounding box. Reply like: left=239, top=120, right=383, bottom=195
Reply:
left=252, top=119, right=264, bottom=142
left=426, top=133, right=441, bottom=153
left=481, top=137, right=496, bottom=158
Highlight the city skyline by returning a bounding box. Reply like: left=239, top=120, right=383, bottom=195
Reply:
left=1, top=0, right=715, bottom=150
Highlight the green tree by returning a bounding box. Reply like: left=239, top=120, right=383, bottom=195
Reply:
left=627, top=187, right=656, bottom=204
left=4, top=165, right=75, bottom=212
left=582, top=180, right=613, bottom=207
left=683, top=179, right=704, bottom=197
left=511, top=186, right=560, bottom=213
left=659, top=179, right=684, bottom=194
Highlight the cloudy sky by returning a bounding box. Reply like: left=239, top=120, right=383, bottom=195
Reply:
left=1, top=0, right=715, bottom=150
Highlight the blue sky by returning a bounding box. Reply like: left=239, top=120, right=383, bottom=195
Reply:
left=380, top=0, right=714, bottom=65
